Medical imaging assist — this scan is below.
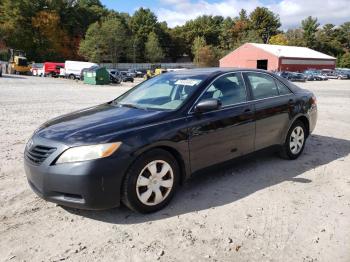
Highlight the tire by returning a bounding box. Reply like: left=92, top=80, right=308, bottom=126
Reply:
left=69, top=74, right=75, bottom=80
left=121, top=149, right=180, bottom=213
left=279, top=120, right=307, bottom=160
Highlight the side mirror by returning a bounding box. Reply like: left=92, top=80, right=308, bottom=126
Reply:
left=194, top=98, right=221, bottom=113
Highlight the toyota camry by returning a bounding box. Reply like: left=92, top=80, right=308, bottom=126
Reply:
left=24, top=68, right=317, bottom=213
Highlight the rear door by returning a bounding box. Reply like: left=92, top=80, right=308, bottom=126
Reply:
left=187, top=72, right=255, bottom=172
left=243, top=72, right=294, bottom=150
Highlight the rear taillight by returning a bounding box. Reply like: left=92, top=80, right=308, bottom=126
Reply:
left=311, top=95, right=317, bottom=105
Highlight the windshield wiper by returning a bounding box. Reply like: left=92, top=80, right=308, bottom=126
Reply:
left=118, top=103, right=142, bottom=109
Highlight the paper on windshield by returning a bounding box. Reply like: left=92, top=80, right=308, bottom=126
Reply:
left=175, top=79, right=201, bottom=86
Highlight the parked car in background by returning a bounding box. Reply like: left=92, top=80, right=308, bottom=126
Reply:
left=136, top=70, right=145, bottom=78
left=318, top=74, right=328, bottom=81
left=127, top=69, right=144, bottom=78
left=314, top=74, right=323, bottom=81
left=31, top=64, right=44, bottom=77
left=127, top=69, right=136, bottom=78
left=80, top=65, right=99, bottom=81
left=303, top=70, right=326, bottom=81
left=64, top=61, right=98, bottom=80
left=321, top=69, right=338, bottom=79
left=314, top=70, right=328, bottom=80
left=291, top=73, right=306, bottom=82
left=107, top=69, right=122, bottom=84
left=335, top=69, right=350, bottom=79
left=120, top=71, right=134, bottom=82
left=24, top=68, right=317, bottom=213
left=275, top=71, right=292, bottom=78
left=302, top=71, right=315, bottom=81
left=138, top=69, right=147, bottom=78
left=276, top=71, right=306, bottom=82
left=43, top=62, right=65, bottom=77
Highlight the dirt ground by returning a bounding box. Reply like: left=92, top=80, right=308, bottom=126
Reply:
left=0, top=75, right=349, bottom=262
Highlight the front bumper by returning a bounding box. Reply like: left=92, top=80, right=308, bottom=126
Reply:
left=24, top=137, right=133, bottom=210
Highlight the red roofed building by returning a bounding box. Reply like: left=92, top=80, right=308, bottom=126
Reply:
left=220, top=43, right=336, bottom=72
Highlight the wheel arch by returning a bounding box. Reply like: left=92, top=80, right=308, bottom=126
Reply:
left=284, top=114, right=310, bottom=143
left=294, top=115, right=310, bottom=138
left=129, top=144, right=189, bottom=185
left=155, top=145, right=187, bottom=184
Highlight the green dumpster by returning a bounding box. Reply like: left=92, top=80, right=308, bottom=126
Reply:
left=83, top=66, right=110, bottom=85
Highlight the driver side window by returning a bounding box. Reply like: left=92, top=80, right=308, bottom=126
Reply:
left=200, top=73, right=247, bottom=107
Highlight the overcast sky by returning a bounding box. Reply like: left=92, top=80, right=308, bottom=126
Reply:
left=101, top=0, right=350, bottom=28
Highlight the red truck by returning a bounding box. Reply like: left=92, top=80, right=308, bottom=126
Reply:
left=43, top=62, right=65, bottom=77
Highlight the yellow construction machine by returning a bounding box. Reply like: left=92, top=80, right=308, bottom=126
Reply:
left=8, top=49, right=31, bottom=74
left=144, top=64, right=167, bottom=80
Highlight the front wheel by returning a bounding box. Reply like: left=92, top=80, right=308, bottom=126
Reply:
left=279, top=120, right=306, bottom=160
left=121, top=149, right=180, bottom=213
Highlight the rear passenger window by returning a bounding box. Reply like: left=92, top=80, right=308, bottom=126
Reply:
left=246, top=73, right=279, bottom=99
left=275, top=80, right=292, bottom=95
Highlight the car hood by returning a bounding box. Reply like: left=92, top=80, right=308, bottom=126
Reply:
left=35, top=103, right=169, bottom=145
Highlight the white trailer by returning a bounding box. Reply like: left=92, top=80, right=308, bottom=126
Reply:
left=64, top=61, right=98, bottom=80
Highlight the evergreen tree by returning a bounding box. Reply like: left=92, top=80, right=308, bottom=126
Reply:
left=301, top=16, right=320, bottom=49
left=249, top=7, right=281, bottom=43
left=192, top=36, right=207, bottom=64
left=145, top=32, right=164, bottom=63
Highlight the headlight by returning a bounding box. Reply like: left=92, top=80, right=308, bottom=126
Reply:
left=56, top=142, right=122, bottom=164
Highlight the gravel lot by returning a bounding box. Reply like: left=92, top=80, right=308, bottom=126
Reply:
left=0, top=75, right=349, bottom=262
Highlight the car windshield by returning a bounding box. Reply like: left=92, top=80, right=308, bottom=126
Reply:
left=114, top=73, right=206, bottom=110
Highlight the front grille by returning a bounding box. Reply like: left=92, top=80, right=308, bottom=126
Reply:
left=25, top=145, right=56, bottom=165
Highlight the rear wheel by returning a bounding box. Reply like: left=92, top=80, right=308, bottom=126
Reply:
left=280, top=120, right=306, bottom=160
left=121, top=149, right=179, bottom=213
left=68, top=74, right=75, bottom=80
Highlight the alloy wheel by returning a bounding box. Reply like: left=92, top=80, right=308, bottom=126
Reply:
left=289, top=126, right=304, bottom=154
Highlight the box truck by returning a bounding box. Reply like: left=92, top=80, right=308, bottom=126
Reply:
left=64, top=61, right=98, bottom=80
left=43, top=62, right=65, bottom=77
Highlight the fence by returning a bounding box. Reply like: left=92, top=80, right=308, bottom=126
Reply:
left=0, top=61, right=196, bottom=71
left=100, top=62, right=196, bottom=70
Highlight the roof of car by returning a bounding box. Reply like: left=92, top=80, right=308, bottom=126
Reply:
left=168, top=67, right=270, bottom=75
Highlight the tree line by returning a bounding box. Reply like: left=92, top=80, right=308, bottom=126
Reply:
left=0, top=0, right=349, bottom=67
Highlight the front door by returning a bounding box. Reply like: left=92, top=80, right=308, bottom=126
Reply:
left=187, top=72, right=255, bottom=173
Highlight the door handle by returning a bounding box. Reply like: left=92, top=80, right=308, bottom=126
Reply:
left=244, top=108, right=251, bottom=113
left=288, top=99, right=294, bottom=104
